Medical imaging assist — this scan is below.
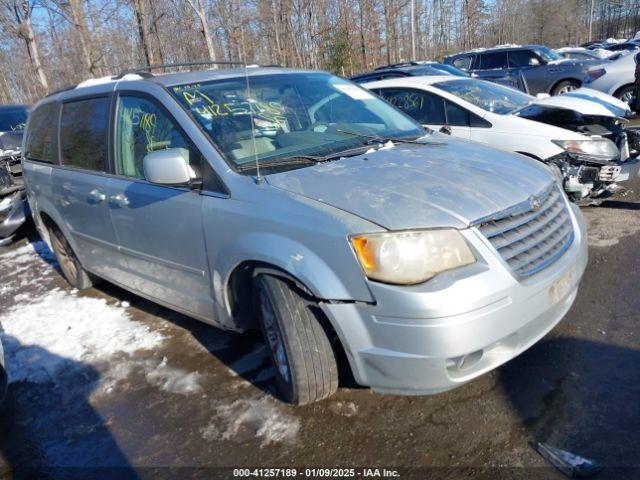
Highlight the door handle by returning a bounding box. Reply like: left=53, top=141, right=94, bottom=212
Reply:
left=109, top=193, right=130, bottom=207
left=87, top=189, right=106, bottom=203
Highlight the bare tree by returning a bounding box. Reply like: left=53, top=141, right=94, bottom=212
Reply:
left=131, top=0, right=157, bottom=65
left=0, top=0, right=49, bottom=92
left=184, top=0, right=217, bottom=62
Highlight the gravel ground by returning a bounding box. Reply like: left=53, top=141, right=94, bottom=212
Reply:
left=1, top=177, right=640, bottom=479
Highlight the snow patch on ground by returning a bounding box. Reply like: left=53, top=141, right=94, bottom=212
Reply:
left=329, top=401, right=358, bottom=417
left=0, top=240, right=204, bottom=397
left=201, top=396, right=299, bottom=447
left=145, top=357, right=203, bottom=394
left=0, top=289, right=164, bottom=384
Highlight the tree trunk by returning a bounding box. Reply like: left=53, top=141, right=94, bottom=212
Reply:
left=131, top=0, right=156, bottom=66
left=68, top=0, right=99, bottom=76
left=22, top=14, right=49, bottom=92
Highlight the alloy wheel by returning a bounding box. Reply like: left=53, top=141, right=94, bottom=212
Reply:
left=259, top=288, right=291, bottom=383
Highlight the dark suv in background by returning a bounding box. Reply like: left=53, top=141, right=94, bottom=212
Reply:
left=444, top=45, right=600, bottom=95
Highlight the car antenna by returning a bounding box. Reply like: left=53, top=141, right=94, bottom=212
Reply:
left=243, top=64, right=262, bottom=184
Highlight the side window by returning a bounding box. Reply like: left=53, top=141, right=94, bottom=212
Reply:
left=379, top=88, right=446, bottom=125
left=469, top=111, right=491, bottom=128
left=60, top=98, right=109, bottom=171
left=480, top=52, right=508, bottom=70
left=24, top=103, right=58, bottom=163
left=444, top=100, right=470, bottom=126
left=508, top=50, right=538, bottom=67
left=452, top=56, right=472, bottom=70
left=116, top=95, right=200, bottom=180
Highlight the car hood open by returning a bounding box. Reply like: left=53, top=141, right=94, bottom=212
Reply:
left=266, top=136, right=554, bottom=230
left=530, top=88, right=629, bottom=118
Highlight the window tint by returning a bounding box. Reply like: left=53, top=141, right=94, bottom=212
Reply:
left=508, top=50, right=538, bottom=67
left=444, top=100, right=469, bottom=126
left=480, top=52, right=508, bottom=70
left=116, top=95, right=195, bottom=179
left=452, top=56, right=472, bottom=70
left=25, top=103, right=58, bottom=163
left=60, top=98, right=109, bottom=171
left=379, top=88, right=446, bottom=124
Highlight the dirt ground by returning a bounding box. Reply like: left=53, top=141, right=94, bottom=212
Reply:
left=1, top=177, right=640, bottom=479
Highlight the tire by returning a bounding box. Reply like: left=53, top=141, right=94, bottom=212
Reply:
left=49, top=226, right=95, bottom=290
left=551, top=80, right=580, bottom=96
left=254, top=274, right=338, bottom=405
left=614, top=85, right=634, bottom=106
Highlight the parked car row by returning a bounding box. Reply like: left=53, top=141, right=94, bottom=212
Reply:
left=362, top=76, right=639, bottom=202
left=443, top=44, right=600, bottom=95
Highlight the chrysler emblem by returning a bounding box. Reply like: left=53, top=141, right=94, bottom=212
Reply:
left=529, top=196, right=541, bottom=211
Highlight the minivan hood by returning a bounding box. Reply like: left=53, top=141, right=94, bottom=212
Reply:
left=266, top=136, right=554, bottom=230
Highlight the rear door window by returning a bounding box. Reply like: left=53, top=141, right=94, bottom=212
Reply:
left=508, top=50, right=539, bottom=67
left=60, top=97, right=109, bottom=171
left=24, top=103, right=58, bottom=163
left=480, top=52, right=508, bottom=70
left=444, top=100, right=470, bottom=126
left=379, top=88, right=446, bottom=125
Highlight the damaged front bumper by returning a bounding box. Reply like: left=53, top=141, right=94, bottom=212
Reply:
left=0, top=189, right=29, bottom=242
left=0, top=153, right=29, bottom=242
left=549, top=151, right=640, bottom=201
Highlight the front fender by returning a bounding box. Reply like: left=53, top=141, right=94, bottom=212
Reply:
left=213, top=232, right=375, bottom=314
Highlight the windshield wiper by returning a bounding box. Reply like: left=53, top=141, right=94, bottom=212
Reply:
left=236, top=155, right=325, bottom=172
left=336, top=128, right=444, bottom=146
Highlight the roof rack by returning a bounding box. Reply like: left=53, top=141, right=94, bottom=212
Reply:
left=114, top=60, right=277, bottom=79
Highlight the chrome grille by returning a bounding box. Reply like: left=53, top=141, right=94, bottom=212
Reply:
left=476, top=185, right=574, bottom=277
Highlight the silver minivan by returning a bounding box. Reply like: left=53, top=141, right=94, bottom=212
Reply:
left=22, top=67, right=588, bottom=404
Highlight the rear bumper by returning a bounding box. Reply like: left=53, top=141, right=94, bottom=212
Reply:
left=0, top=189, right=29, bottom=239
left=322, top=203, right=588, bottom=395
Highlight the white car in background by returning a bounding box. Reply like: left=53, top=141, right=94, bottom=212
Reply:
left=555, top=47, right=615, bottom=61
left=363, top=76, right=640, bottom=202
left=583, top=50, right=637, bottom=106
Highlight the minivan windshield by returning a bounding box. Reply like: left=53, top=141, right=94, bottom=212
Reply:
left=170, top=72, right=423, bottom=172
left=0, top=106, right=28, bottom=132
left=433, top=79, right=533, bottom=114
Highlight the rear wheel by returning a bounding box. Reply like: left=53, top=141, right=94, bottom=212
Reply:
left=551, top=80, right=580, bottom=96
left=49, top=226, right=95, bottom=290
left=254, top=274, right=338, bottom=405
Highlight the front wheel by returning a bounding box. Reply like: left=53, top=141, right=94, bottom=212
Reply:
left=551, top=80, right=580, bottom=96
left=254, top=274, right=338, bottom=405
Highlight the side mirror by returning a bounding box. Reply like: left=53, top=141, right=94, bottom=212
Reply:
left=439, top=125, right=452, bottom=135
left=143, top=148, right=192, bottom=185
left=529, top=57, right=541, bottom=66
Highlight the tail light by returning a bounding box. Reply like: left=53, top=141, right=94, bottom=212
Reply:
left=584, top=68, right=606, bottom=83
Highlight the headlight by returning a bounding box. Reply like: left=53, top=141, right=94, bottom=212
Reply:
left=350, top=229, right=476, bottom=285
left=552, top=138, right=619, bottom=161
